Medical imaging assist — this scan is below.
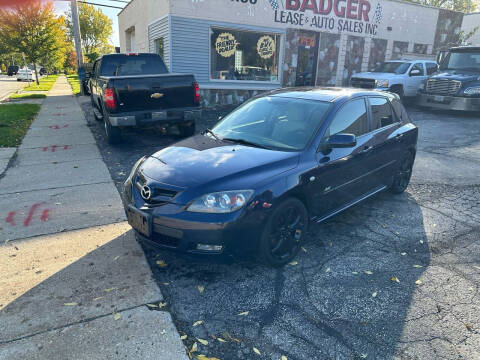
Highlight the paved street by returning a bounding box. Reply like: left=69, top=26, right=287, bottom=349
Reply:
left=0, top=75, right=25, bottom=100
left=79, top=97, right=480, bottom=360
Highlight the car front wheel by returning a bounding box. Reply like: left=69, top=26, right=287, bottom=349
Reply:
left=390, top=151, right=414, bottom=194
left=258, top=197, right=308, bottom=267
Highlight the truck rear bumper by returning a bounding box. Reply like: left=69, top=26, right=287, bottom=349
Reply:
left=109, top=108, right=201, bottom=127
left=417, top=94, right=480, bottom=111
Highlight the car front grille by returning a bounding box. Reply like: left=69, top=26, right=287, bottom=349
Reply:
left=351, top=77, right=376, bottom=89
left=426, top=79, right=462, bottom=95
left=134, top=174, right=179, bottom=205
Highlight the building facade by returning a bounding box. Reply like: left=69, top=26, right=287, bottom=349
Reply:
left=118, top=0, right=478, bottom=107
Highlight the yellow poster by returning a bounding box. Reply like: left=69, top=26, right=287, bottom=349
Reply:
left=257, top=36, right=275, bottom=59
left=215, top=32, right=238, bottom=57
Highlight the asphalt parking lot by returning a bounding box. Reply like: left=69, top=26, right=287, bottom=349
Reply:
left=79, top=97, right=480, bottom=360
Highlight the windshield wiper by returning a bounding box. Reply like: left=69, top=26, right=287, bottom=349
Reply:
left=203, top=128, right=221, bottom=140
left=222, top=137, right=269, bottom=149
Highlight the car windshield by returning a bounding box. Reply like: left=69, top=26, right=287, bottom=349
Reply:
left=211, top=96, right=331, bottom=151
left=372, top=62, right=411, bottom=74
left=439, top=51, right=480, bottom=71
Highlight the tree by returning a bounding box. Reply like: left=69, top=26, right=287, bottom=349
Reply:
left=0, top=1, right=67, bottom=84
left=65, top=3, right=114, bottom=62
left=405, top=0, right=479, bottom=12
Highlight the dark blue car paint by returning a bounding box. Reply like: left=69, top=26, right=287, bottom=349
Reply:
left=123, top=88, right=418, bottom=259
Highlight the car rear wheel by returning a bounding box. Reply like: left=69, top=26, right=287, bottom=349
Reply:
left=258, top=197, right=308, bottom=267
left=390, top=85, right=404, bottom=101
left=103, top=109, right=122, bottom=144
left=178, top=122, right=195, bottom=137
left=390, top=151, right=414, bottom=194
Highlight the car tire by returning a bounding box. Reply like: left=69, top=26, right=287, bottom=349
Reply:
left=390, top=86, right=404, bottom=101
left=103, top=109, right=122, bottom=144
left=178, top=122, right=196, bottom=137
left=390, top=151, right=415, bottom=194
left=257, top=197, right=308, bottom=268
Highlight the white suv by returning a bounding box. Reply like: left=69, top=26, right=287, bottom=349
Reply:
left=351, top=60, right=438, bottom=99
left=17, top=68, right=37, bottom=82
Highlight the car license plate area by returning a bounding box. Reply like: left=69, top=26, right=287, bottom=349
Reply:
left=127, top=206, right=151, bottom=237
left=152, top=111, right=167, bottom=120
left=433, top=95, right=445, bottom=103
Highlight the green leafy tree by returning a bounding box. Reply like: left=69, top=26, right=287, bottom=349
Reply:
left=65, top=3, right=114, bottom=62
left=0, top=2, right=67, bottom=84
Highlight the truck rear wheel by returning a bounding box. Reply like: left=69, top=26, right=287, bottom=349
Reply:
left=178, top=122, right=195, bottom=137
left=103, top=109, right=122, bottom=144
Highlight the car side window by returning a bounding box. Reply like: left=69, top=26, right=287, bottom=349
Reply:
left=426, top=62, right=438, bottom=75
left=327, top=99, right=368, bottom=138
left=411, top=63, right=424, bottom=76
left=370, top=97, right=396, bottom=130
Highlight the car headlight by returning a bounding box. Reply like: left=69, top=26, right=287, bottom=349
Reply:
left=127, top=156, right=147, bottom=182
left=187, top=190, right=254, bottom=213
left=124, top=156, right=147, bottom=202
left=464, top=87, right=480, bottom=96
left=376, top=79, right=389, bottom=88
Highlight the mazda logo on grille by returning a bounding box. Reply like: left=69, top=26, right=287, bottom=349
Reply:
left=141, top=185, right=152, bottom=200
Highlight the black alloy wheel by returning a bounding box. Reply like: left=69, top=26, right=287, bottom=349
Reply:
left=258, top=197, right=308, bottom=267
left=390, top=151, right=414, bottom=194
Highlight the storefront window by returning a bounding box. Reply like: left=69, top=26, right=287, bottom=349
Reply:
left=154, top=38, right=164, bottom=59
left=210, top=28, right=280, bottom=82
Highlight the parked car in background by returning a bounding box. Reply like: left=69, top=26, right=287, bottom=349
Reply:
left=39, top=67, right=47, bottom=76
left=123, top=87, right=418, bottom=267
left=89, top=53, right=201, bottom=144
left=7, top=65, right=19, bottom=76
left=417, top=46, right=480, bottom=111
left=16, top=68, right=37, bottom=82
left=351, top=60, right=438, bottom=99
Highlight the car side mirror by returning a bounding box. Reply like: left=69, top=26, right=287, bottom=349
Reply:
left=326, top=133, right=357, bottom=149
left=410, top=69, right=421, bottom=76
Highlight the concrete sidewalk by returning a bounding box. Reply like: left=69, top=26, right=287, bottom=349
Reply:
left=0, top=77, right=188, bottom=359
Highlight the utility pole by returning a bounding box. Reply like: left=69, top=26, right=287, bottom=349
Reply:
left=71, top=0, right=84, bottom=94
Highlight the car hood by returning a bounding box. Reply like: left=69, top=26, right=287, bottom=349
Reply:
left=431, top=69, right=479, bottom=82
left=139, top=135, right=300, bottom=190
left=353, top=72, right=398, bottom=80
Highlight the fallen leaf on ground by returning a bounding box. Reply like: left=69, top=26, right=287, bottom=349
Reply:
left=325, top=267, right=331, bottom=273
left=413, top=264, right=423, bottom=268
left=289, top=261, right=298, bottom=266
left=198, top=285, right=205, bottom=293
left=93, top=297, right=103, bottom=301
left=419, top=240, right=424, bottom=244
left=64, top=302, right=77, bottom=306
left=468, top=287, right=474, bottom=291
left=146, top=303, right=158, bottom=308
left=104, top=287, right=116, bottom=292
left=191, top=342, right=198, bottom=352
left=281, top=356, right=288, bottom=360
left=381, top=224, right=387, bottom=228
left=401, top=252, right=407, bottom=256
left=181, top=335, right=187, bottom=340
left=114, top=255, right=120, bottom=261
left=253, top=347, right=261, bottom=355
left=238, top=311, right=249, bottom=316
left=158, top=302, right=168, bottom=308
left=372, top=292, right=377, bottom=298
left=465, top=323, right=473, bottom=331
left=473, top=266, right=480, bottom=271
left=193, top=320, right=204, bottom=327
left=364, top=270, right=373, bottom=275
left=162, top=282, right=170, bottom=285
left=352, top=271, right=359, bottom=275
left=197, top=338, right=208, bottom=345
left=156, top=260, right=167, bottom=268
left=217, top=338, right=226, bottom=343
left=301, top=247, right=307, bottom=252
left=113, top=312, right=121, bottom=320
left=415, top=279, right=422, bottom=285
left=391, top=276, right=400, bottom=283
left=329, top=242, right=332, bottom=247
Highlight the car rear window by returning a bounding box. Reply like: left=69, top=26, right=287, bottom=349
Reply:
left=100, top=55, right=168, bottom=76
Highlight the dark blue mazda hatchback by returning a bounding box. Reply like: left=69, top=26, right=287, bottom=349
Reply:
left=122, top=87, right=418, bottom=267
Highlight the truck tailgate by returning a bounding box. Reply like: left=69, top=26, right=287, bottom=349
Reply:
left=111, top=74, right=196, bottom=112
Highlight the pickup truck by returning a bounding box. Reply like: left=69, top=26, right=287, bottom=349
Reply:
left=417, top=46, right=480, bottom=111
left=89, top=53, right=201, bottom=144
left=350, top=60, right=438, bottom=99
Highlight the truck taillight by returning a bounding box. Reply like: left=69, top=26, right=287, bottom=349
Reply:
left=193, top=82, right=200, bottom=104
left=104, top=88, right=116, bottom=110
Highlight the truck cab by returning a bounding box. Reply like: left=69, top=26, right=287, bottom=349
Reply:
left=418, top=46, right=480, bottom=111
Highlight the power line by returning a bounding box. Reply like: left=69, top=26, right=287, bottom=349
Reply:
left=77, top=1, right=124, bottom=9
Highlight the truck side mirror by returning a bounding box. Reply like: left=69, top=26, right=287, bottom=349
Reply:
left=410, top=69, right=421, bottom=76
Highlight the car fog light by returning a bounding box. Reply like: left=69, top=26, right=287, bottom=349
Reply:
left=196, top=244, right=223, bottom=251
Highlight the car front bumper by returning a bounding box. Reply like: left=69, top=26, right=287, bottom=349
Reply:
left=109, top=108, right=201, bottom=127
left=123, top=200, right=266, bottom=259
left=417, top=94, right=480, bottom=111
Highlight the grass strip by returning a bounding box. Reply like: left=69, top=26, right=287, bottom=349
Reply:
left=0, top=104, right=41, bottom=147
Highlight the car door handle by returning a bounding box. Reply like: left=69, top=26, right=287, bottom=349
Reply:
left=361, top=146, right=373, bottom=153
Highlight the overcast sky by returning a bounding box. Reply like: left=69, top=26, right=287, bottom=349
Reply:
left=54, top=0, right=123, bottom=47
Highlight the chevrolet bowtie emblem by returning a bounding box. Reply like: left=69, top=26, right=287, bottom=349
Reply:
left=150, top=92, right=164, bottom=99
